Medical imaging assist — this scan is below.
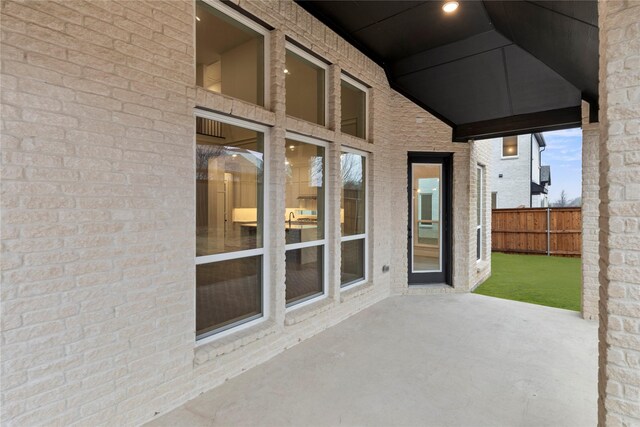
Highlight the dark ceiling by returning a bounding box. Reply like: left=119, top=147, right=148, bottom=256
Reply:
left=296, top=0, right=598, bottom=141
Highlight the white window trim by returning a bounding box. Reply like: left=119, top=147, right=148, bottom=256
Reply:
left=198, top=0, right=271, bottom=109
left=284, top=131, right=329, bottom=311
left=476, top=165, right=484, bottom=262
left=340, top=146, right=369, bottom=290
left=284, top=41, right=329, bottom=127
left=194, top=109, right=271, bottom=345
left=501, top=137, right=519, bottom=159
left=410, top=163, right=443, bottom=274
left=340, top=74, right=369, bottom=141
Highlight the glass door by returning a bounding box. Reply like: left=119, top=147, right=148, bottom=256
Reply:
left=408, top=154, right=451, bottom=285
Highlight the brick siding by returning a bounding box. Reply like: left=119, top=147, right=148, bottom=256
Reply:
left=597, top=1, right=640, bottom=425
left=1, top=1, right=489, bottom=424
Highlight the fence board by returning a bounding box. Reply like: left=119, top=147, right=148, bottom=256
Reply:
left=491, top=207, right=581, bottom=257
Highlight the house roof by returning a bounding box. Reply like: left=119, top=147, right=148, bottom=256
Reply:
left=540, top=165, right=551, bottom=185
left=297, top=0, right=598, bottom=141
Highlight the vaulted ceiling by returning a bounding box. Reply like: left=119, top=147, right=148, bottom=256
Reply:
left=296, top=0, right=598, bottom=141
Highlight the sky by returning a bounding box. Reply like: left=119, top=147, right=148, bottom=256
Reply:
left=540, top=128, right=583, bottom=203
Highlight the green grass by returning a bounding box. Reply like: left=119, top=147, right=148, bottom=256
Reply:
left=473, top=252, right=581, bottom=311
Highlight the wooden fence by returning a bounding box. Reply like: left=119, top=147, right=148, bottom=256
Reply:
left=491, top=207, right=582, bottom=257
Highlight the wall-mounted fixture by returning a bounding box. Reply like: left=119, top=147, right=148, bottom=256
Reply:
left=499, top=174, right=503, bottom=178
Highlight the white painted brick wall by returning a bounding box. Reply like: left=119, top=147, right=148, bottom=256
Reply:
left=470, top=139, right=493, bottom=289
left=0, top=1, right=491, bottom=425
left=582, top=102, right=600, bottom=321
left=597, top=0, right=640, bottom=425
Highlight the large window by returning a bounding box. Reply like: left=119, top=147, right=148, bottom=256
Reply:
left=195, top=0, right=267, bottom=106
left=502, top=136, right=518, bottom=157
left=341, top=75, right=368, bottom=139
left=340, top=149, right=367, bottom=288
left=195, top=111, right=268, bottom=340
left=285, top=43, right=327, bottom=126
left=284, top=134, right=327, bottom=307
left=476, top=165, right=484, bottom=261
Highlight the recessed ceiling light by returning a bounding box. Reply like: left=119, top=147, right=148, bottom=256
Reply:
left=195, top=16, right=201, bottom=21
left=442, top=1, right=459, bottom=13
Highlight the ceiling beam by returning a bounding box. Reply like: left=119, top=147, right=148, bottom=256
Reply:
left=452, top=106, right=582, bottom=142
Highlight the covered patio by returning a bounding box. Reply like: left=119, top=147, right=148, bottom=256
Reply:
left=149, top=294, right=597, bottom=427
left=1, top=0, right=638, bottom=424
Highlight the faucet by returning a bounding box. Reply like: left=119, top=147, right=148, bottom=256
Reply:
left=288, top=211, right=295, bottom=228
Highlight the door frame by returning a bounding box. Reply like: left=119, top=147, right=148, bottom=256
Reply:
left=407, top=152, right=453, bottom=286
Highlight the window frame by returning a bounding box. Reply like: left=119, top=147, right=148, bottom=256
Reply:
left=501, top=136, right=519, bottom=159
left=284, top=42, right=329, bottom=127
left=284, top=131, right=329, bottom=310
left=197, top=0, right=271, bottom=108
left=340, top=74, right=369, bottom=141
left=476, top=164, right=484, bottom=262
left=194, top=108, right=271, bottom=344
left=340, top=146, right=369, bottom=290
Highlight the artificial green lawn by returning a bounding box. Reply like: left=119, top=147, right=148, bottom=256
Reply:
left=473, top=252, right=581, bottom=311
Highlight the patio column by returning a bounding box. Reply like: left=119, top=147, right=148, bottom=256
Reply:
left=597, top=1, right=640, bottom=425
left=581, top=101, right=600, bottom=321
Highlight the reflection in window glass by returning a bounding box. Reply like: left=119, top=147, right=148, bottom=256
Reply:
left=285, top=246, right=323, bottom=305
left=196, top=256, right=262, bottom=338
left=502, top=136, right=518, bottom=157
left=341, top=79, right=366, bottom=139
left=285, top=139, right=324, bottom=244
left=285, top=49, right=325, bottom=125
left=340, top=152, right=365, bottom=236
left=196, top=117, right=263, bottom=256
left=195, top=0, right=264, bottom=105
left=341, top=239, right=364, bottom=287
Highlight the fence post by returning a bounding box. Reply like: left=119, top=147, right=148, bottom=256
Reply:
left=547, top=206, right=551, bottom=256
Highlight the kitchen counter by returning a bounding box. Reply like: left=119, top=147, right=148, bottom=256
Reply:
left=239, top=222, right=318, bottom=230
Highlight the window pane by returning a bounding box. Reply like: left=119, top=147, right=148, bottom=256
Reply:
left=341, top=238, right=364, bottom=286
left=285, top=139, right=324, bottom=244
left=196, top=117, right=263, bottom=256
left=341, top=80, right=366, bottom=139
left=502, top=136, right=517, bottom=156
left=477, top=167, right=482, bottom=226
left=286, top=246, right=323, bottom=305
left=285, top=49, right=325, bottom=125
left=341, top=152, right=366, bottom=236
left=195, top=1, right=264, bottom=106
left=196, top=256, right=262, bottom=337
left=412, top=164, right=441, bottom=272
left=476, top=228, right=481, bottom=260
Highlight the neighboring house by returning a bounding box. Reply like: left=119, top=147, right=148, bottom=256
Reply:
left=487, top=133, right=551, bottom=208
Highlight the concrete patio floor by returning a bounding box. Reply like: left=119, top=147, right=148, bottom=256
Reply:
left=148, top=293, right=598, bottom=427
